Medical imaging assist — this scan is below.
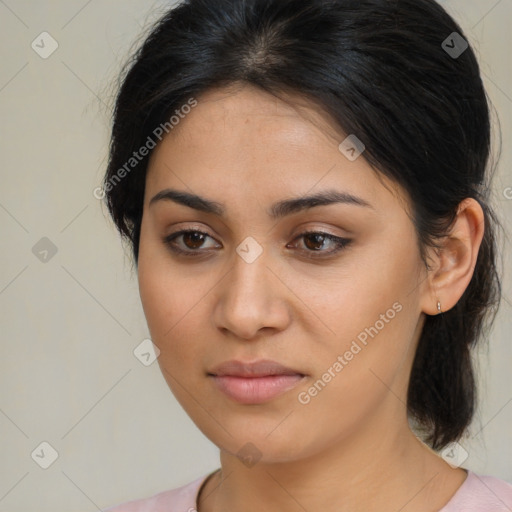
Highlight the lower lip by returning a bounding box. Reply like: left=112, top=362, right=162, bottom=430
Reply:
left=209, top=374, right=305, bottom=404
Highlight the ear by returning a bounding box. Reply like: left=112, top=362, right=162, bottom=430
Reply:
left=421, top=198, right=485, bottom=315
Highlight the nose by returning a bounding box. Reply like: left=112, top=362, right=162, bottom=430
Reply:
left=212, top=247, right=292, bottom=340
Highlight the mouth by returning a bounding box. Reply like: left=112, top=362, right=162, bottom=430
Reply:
left=207, top=359, right=307, bottom=405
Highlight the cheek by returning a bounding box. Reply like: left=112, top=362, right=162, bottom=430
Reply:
left=137, top=256, right=173, bottom=337
left=301, top=237, right=422, bottom=404
left=137, top=231, right=188, bottom=348
left=138, top=270, right=195, bottom=359
left=309, top=238, right=420, bottom=350
left=137, top=235, right=212, bottom=371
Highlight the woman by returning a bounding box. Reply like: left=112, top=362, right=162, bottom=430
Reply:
left=102, top=0, right=512, bottom=510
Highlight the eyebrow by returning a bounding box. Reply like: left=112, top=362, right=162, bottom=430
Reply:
left=149, top=188, right=373, bottom=219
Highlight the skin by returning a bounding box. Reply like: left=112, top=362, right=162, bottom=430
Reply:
left=137, top=83, right=485, bottom=512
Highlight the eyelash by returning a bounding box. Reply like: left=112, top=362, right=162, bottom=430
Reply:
left=163, top=229, right=351, bottom=258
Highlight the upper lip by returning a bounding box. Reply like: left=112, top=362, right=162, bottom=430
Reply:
left=208, top=359, right=305, bottom=378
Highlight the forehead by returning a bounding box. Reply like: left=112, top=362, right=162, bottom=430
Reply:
left=159, top=84, right=343, bottom=154
left=145, top=84, right=408, bottom=217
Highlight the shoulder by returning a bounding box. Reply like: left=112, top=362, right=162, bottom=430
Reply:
left=103, top=473, right=210, bottom=512
left=441, top=470, right=512, bottom=511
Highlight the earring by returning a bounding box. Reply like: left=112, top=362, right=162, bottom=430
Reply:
left=437, top=300, right=442, bottom=314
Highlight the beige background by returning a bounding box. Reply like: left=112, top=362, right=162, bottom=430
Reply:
left=0, top=1, right=511, bottom=510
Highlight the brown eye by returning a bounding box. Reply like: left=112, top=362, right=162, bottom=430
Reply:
left=303, top=232, right=328, bottom=251
left=163, top=229, right=220, bottom=256
left=182, top=231, right=207, bottom=249
left=289, top=230, right=352, bottom=257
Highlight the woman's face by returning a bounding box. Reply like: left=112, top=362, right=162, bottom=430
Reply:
left=138, top=84, right=431, bottom=463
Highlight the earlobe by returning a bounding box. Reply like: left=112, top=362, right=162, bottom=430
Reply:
left=422, top=198, right=485, bottom=316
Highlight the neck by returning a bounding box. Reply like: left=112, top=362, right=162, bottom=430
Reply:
left=198, top=416, right=466, bottom=512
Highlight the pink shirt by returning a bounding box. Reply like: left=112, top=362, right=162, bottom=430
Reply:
left=104, top=470, right=512, bottom=511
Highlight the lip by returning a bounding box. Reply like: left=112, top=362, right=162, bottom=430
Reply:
left=208, top=359, right=306, bottom=404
